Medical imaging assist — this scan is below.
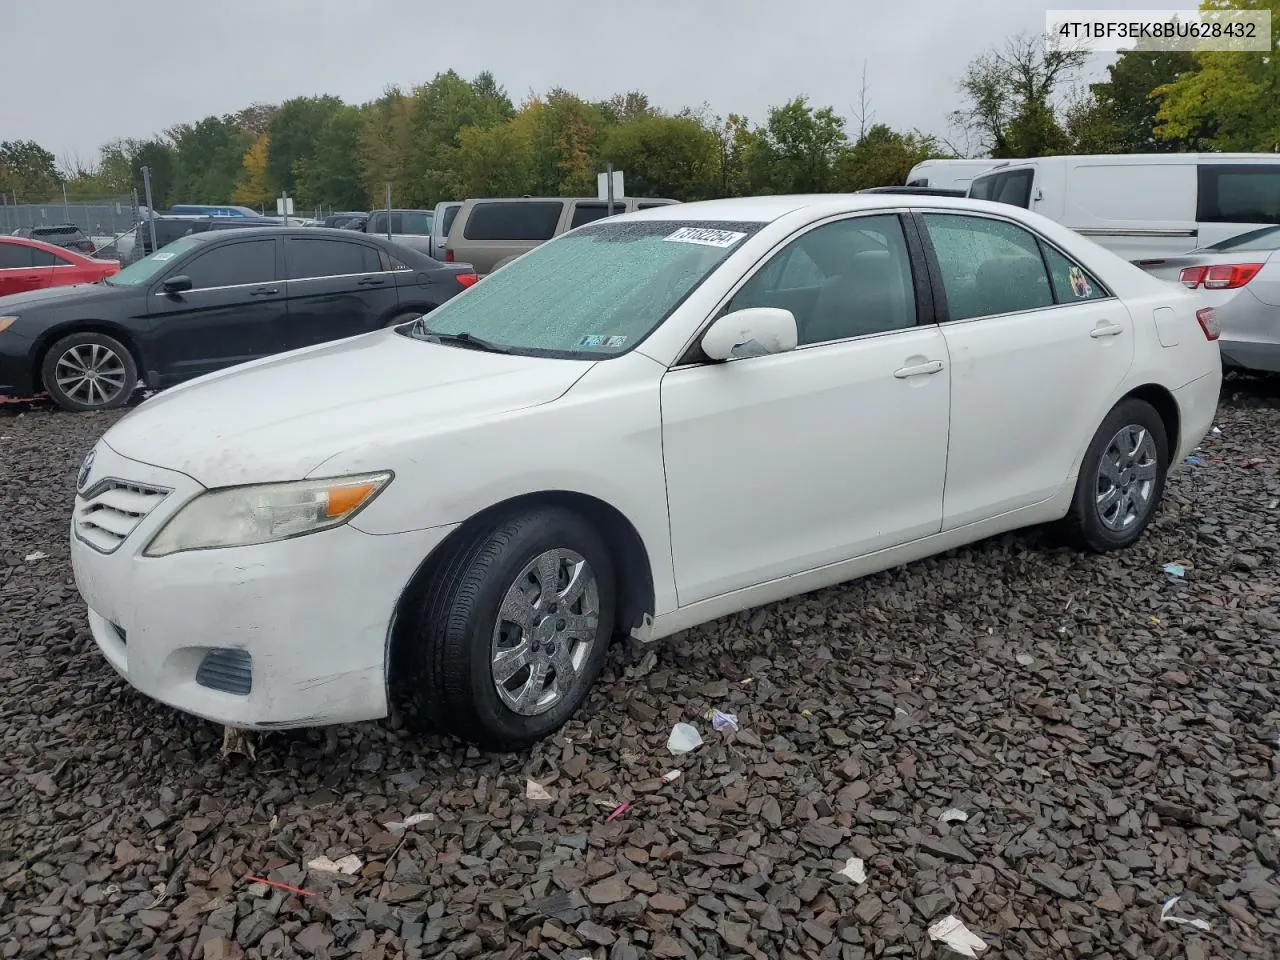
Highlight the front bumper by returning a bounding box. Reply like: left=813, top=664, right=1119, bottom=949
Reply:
left=69, top=442, right=456, bottom=729
left=0, top=330, right=37, bottom=396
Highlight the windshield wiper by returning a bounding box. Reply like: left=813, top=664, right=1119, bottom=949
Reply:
left=421, top=329, right=510, bottom=354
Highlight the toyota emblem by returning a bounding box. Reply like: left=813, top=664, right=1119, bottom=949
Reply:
left=77, top=449, right=96, bottom=492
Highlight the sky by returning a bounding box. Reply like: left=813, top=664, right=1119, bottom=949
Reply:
left=1, top=0, right=1182, bottom=165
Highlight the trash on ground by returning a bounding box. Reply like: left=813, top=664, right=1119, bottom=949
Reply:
left=1269, top=499, right=1279, bottom=510
left=666, top=722, right=703, bottom=755
left=1015, top=654, right=1034, bottom=666
left=305, top=854, right=362, bottom=875
left=939, top=808, right=969, bottom=824
left=1162, top=563, right=1186, bottom=578
left=927, top=915, right=989, bottom=957
left=1185, top=456, right=1202, bottom=465
left=661, top=770, right=682, bottom=783
left=1211, top=425, right=1221, bottom=435
left=24, top=551, right=47, bottom=562
left=1159, top=895, right=1212, bottom=932
left=526, top=778, right=554, bottom=801
left=220, top=725, right=256, bottom=761
left=384, top=812, right=433, bottom=835
left=837, top=857, right=866, bottom=883
left=605, top=801, right=631, bottom=822
left=243, top=874, right=315, bottom=897
left=709, top=709, right=739, bottom=732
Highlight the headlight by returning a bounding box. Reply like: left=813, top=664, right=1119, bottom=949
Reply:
left=0, top=316, right=18, bottom=333
left=144, top=472, right=392, bottom=557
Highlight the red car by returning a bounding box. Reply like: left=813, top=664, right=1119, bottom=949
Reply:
left=0, top=236, right=120, bottom=298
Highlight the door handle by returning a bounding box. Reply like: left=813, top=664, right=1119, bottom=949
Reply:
left=358, top=277, right=386, bottom=286
left=249, top=287, right=279, bottom=296
left=893, top=360, right=944, bottom=379
left=1090, top=322, right=1123, bottom=338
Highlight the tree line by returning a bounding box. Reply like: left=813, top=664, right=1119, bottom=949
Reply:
left=1, top=11, right=1275, bottom=213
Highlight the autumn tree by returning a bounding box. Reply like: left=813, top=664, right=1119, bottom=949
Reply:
left=359, top=87, right=415, bottom=208
left=233, top=133, right=275, bottom=209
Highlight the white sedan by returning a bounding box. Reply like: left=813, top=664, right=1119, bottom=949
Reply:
left=69, top=195, right=1222, bottom=750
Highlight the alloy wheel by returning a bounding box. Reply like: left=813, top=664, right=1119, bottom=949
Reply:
left=54, top=343, right=128, bottom=407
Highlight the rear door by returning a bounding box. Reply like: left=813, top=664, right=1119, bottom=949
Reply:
left=146, top=236, right=286, bottom=384
left=282, top=236, right=398, bottom=349
left=0, top=241, right=50, bottom=294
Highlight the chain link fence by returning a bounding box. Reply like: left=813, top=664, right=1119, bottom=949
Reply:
left=0, top=192, right=149, bottom=261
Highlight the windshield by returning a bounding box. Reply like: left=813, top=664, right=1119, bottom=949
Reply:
left=1203, top=225, right=1280, bottom=252
left=106, top=235, right=202, bottom=285
left=410, top=219, right=761, bottom=357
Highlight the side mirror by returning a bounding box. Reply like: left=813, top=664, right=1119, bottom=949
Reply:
left=162, top=275, right=192, bottom=294
left=701, top=307, right=798, bottom=361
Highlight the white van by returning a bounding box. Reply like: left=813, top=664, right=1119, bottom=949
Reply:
left=905, top=159, right=1002, bottom=191
left=965, top=154, right=1280, bottom=262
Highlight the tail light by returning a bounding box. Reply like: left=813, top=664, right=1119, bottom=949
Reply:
left=455, top=272, right=478, bottom=288
left=444, top=248, right=454, bottom=262
left=1179, top=263, right=1262, bottom=289
left=1196, top=307, right=1220, bottom=341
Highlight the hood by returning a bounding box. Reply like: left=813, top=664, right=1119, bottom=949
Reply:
left=102, top=330, right=594, bottom=486
left=0, top=280, right=128, bottom=313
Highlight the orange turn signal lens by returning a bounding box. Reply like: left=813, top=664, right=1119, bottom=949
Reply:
left=325, top=481, right=380, bottom=518
left=0, top=316, right=18, bottom=334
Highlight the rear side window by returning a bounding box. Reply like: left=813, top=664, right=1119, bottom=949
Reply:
left=0, top=243, right=32, bottom=268
left=439, top=204, right=460, bottom=236
left=367, top=212, right=402, bottom=234
left=180, top=239, right=276, bottom=290
left=463, top=202, right=563, bottom=241
left=570, top=203, right=620, bottom=228
left=1039, top=242, right=1107, bottom=303
left=921, top=213, right=1055, bottom=320
left=32, top=249, right=67, bottom=266
left=1197, top=165, right=1280, bottom=224
left=970, top=170, right=1033, bottom=208
left=286, top=239, right=380, bottom=279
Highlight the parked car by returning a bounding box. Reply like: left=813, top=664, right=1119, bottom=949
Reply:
left=65, top=194, right=1220, bottom=750
left=445, top=196, right=678, bottom=274
left=168, top=204, right=261, bottom=218
left=0, top=236, right=120, bottom=296
left=137, top=215, right=283, bottom=256
left=1138, top=223, right=1280, bottom=373
left=905, top=158, right=1002, bottom=191
left=859, top=185, right=967, bottom=197
left=15, top=224, right=96, bottom=255
left=966, top=153, right=1280, bottom=263
left=0, top=227, right=478, bottom=411
left=356, top=209, right=435, bottom=256
left=321, top=211, right=366, bottom=228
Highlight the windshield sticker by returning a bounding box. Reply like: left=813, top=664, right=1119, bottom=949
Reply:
left=664, top=227, right=748, bottom=248
left=152, top=251, right=176, bottom=261
left=579, top=335, right=607, bottom=348
left=604, top=335, right=627, bottom=347
left=1068, top=265, right=1091, bottom=297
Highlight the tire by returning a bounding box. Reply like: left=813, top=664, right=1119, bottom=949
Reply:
left=40, top=331, right=138, bottom=412
left=1059, top=398, right=1169, bottom=552
left=404, top=508, right=617, bottom=750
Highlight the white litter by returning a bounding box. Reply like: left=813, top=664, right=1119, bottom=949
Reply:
left=661, top=770, right=682, bottom=783
left=939, top=808, right=969, bottom=824
left=837, top=857, right=866, bottom=883
left=1159, top=895, right=1212, bottom=932
left=526, top=778, right=554, bottom=801
left=307, top=854, right=362, bottom=875
left=666, top=722, right=703, bottom=755
left=1015, top=654, right=1034, bottom=666
left=24, top=551, right=48, bottom=562
left=710, top=710, right=738, bottom=732
left=927, top=915, right=988, bottom=957
left=384, top=812, right=434, bottom=835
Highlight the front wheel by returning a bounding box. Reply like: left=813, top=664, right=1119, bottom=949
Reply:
left=403, top=508, right=616, bottom=750
left=40, top=331, right=138, bottom=412
left=1060, top=398, right=1168, bottom=552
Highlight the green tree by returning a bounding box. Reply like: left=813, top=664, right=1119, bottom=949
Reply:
left=131, top=138, right=177, bottom=209
left=405, top=71, right=517, bottom=203
left=294, top=106, right=365, bottom=209
left=600, top=114, right=720, bottom=200
left=525, top=89, right=610, bottom=195
left=169, top=115, right=254, bottom=203
left=837, top=125, right=946, bottom=190
left=455, top=113, right=538, bottom=197
left=267, top=95, right=344, bottom=197
left=951, top=32, right=1087, bottom=157
left=750, top=98, right=847, bottom=194
left=0, top=140, right=62, bottom=201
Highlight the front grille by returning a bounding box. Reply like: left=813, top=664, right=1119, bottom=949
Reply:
left=74, top=479, right=171, bottom=554
left=196, top=649, right=253, bottom=695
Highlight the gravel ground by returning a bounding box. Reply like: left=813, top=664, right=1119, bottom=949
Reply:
left=2, top=377, right=1279, bottom=960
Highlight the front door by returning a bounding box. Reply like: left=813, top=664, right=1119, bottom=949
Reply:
left=660, top=213, right=951, bottom=606
left=147, top=236, right=285, bottom=384
left=914, top=211, right=1136, bottom=529
left=281, top=237, right=400, bottom=349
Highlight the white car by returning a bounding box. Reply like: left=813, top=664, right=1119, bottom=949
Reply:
left=69, top=195, right=1223, bottom=750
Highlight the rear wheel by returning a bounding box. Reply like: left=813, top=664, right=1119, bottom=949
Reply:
left=1060, top=398, right=1168, bottom=552
left=403, top=508, right=616, bottom=750
left=40, top=332, right=138, bottom=412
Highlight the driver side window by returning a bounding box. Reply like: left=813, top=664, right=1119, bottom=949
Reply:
left=726, top=215, right=917, bottom=346
left=178, top=240, right=276, bottom=290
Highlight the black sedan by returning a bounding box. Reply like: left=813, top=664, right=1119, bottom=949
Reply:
left=0, top=228, right=479, bottom=412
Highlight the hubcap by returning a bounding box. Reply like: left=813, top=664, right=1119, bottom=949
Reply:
left=490, top=548, right=599, bottom=716
left=1096, top=424, right=1158, bottom=532
left=54, top=343, right=127, bottom=407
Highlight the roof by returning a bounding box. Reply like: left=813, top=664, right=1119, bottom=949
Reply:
left=617, top=193, right=1001, bottom=223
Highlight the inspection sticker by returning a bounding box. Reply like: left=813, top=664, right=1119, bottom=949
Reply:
left=152, top=251, right=176, bottom=261
left=579, top=335, right=606, bottom=347
left=664, top=227, right=747, bottom=248
left=604, top=335, right=627, bottom=347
